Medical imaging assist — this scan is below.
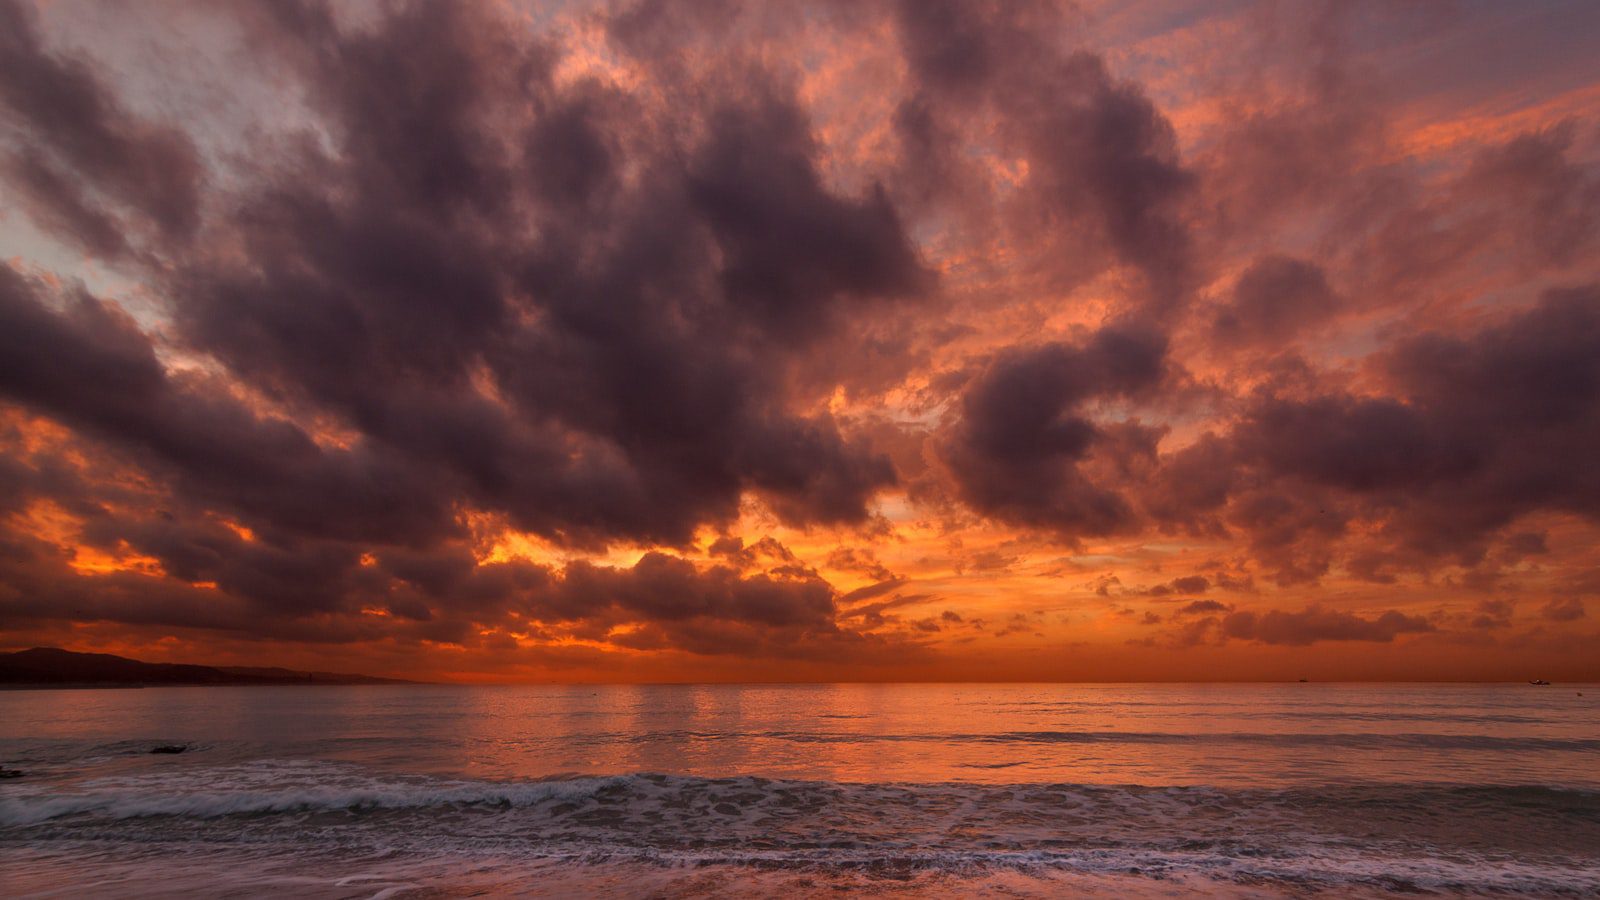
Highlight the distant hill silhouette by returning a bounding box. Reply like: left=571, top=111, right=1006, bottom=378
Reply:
left=0, top=647, right=419, bottom=687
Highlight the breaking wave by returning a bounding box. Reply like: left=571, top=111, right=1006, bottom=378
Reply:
left=4, top=761, right=1599, bottom=895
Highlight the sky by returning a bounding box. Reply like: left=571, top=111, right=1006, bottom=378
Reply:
left=1, top=0, right=1597, bottom=682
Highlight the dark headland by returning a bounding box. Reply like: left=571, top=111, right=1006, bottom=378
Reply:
left=0, top=647, right=420, bottom=688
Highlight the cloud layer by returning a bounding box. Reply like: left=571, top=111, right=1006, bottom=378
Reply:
left=1, top=0, right=1597, bottom=679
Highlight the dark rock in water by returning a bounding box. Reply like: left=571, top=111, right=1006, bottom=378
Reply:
left=0, top=767, right=22, bottom=779
left=149, top=744, right=188, bottom=754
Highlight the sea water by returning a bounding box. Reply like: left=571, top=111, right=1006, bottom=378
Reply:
left=1, top=683, right=1597, bottom=896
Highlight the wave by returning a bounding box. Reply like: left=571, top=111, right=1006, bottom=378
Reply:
left=0, top=769, right=628, bottom=827
left=974, top=730, right=1600, bottom=751
left=11, top=839, right=1600, bottom=898
left=4, top=762, right=1596, bottom=826
left=584, top=728, right=1600, bottom=752
left=5, top=763, right=1598, bottom=895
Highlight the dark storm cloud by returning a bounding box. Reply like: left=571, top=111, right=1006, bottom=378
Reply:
left=0, top=265, right=164, bottom=421
left=1151, top=284, right=1600, bottom=579
left=1211, top=256, right=1340, bottom=347
left=888, top=2, right=1209, bottom=540
left=890, top=0, right=1195, bottom=310
left=0, top=0, right=935, bottom=653
left=1233, top=394, right=1474, bottom=494
left=942, top=325, right=1166, bottom=538
left=0, top=0, right=201, bottom=251
left=686, top=90, right=930, bottom=339
left=3, top=150, right=129, bottom=257
left=1457, top=123, right=1600, bottom=268
left=1142, top=433, right=1235, bottom=534
left=1221, top=606, right=1433, bottom=645
left=548, top=552, right=835, bottom=630
left=97, top=1, right=918, bottom=547
left=1354, top=286, right=1600, bottom=557
left=0, top=266, right=456, bottom=547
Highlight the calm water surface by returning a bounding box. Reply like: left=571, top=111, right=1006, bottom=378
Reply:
left=2, top=683, right=1597, bottom=896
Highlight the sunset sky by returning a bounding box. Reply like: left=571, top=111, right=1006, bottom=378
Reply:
left=1, top=0, right=1597, bottom=682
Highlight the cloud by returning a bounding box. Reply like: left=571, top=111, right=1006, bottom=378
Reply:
left=1458, top=123, right=1600, bottom=267
left=941, top=325, right=1166, bottom=538
left=1144, top=575, right=1211, bottom=597
left=1211, top=256, right=1340, bottom=347
left=1470, top=599, right=1514, bottom=630
left=1222, top=606, right=1433, bottom=645
left=0, top=0, right=940, bottom=663
left=1, top=0, right=1597, bottom=678
left=0, top=0, right=201, bottom=252
left=1540, top=598, right=1586, bottom=622
left=0, top=507, right=900, bottom=660
left=826, top=546, right=896, bottom=582
left=891, top=0, right=1195, bottom=310
left=1176, top=599, right=1231, bottom=616
left=1154, top=284, right=1600, bottom=579
left=4, top=0, right=930, bottom=554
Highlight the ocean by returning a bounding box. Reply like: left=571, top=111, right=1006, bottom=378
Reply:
left=1, top=683, right=1596, bottom=897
